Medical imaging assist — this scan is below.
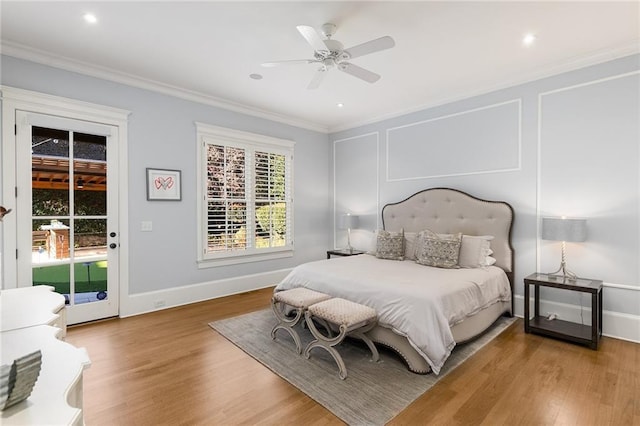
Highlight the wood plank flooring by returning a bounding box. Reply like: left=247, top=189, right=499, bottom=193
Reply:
left=65, top=287, right=639, bottom=425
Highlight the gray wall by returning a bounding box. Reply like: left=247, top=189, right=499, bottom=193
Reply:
left=2, top=52, right=638, bottom=331
left=331, top=54, right=640, bottom=321
left=1, top=55, right=331, bottom=296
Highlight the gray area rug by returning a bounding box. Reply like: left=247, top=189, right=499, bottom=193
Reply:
left=209, top=309, right=516, bottom=425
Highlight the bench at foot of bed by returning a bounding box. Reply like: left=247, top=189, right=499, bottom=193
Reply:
left=304, top=298, right=379, bottom=380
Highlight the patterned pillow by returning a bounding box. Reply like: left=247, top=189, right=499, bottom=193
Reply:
left=415, top=229, right=462, bottom=268
left=375, top=229, right=405, bottom=261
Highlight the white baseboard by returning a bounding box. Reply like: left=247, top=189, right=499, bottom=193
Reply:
left=120, top=268, right=292, bottom=318
left=514, top=295, right=640, bottom=344
left=119, top=274, right=639, bottom=344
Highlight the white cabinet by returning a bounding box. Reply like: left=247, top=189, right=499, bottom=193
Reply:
left=1, top=285, right=66, bottom=334
left=1, top=286, right=91, bottom=425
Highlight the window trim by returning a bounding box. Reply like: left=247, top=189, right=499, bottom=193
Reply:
left=195, top=122, right=295, bottom=267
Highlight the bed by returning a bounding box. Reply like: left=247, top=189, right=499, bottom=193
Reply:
left=275, top=188, right=514, bottom=374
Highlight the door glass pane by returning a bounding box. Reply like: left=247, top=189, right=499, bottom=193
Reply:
left=74, top=259, right=108, bottom=304
left=32, top=218, right=72, bottom=304
left=73, top=133, right=107, bottom=214
left=74, top=219, right=108, bottom=304
left=33, top=262, right=71, bottom=304
left=32, top=127, right=70, bottom=215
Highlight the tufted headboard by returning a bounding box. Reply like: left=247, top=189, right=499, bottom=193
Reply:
left=382, top=188, right=514, bottom=282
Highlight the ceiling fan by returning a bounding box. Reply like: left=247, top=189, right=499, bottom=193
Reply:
left=262, top=23, right=395, bottom=89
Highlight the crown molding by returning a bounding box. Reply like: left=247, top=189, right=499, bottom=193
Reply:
left=0, top=41, right=329, bottom=134
left=328, top=39, right=640, bottom=133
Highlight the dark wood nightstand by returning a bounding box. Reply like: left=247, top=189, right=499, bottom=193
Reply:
left=524, top=273, right=603, bottom=349
left=326, top=249, right=365, bottom=259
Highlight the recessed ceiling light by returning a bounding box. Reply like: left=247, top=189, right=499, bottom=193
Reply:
left=83, top=13, right=98, bottom=24
left=249, top=73, right=263, bottom=80
left=522, top=33, right=536, bottom=47
left=336, top=103, right=344, bottom=108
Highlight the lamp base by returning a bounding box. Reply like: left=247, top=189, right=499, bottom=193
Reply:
left=546, top=263, right=578, bottom=281
left=546, top=241, right=579, bottom=281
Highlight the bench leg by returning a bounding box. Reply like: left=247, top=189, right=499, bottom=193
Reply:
left=304, top=312, right=350, bottom=379
left=270, top=298, right=304, bottom=354
left=350, top=321, right=379, bottom=362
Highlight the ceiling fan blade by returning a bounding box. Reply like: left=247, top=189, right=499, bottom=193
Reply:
left=307, top=69, right=327, bottom=90
left=297, top=25, right=329, bottom=53
left=338, top=62, right=381, bottom=83
left=261, top=59, right=318, bottom=68
left=343, top=36, right=395, bottom=60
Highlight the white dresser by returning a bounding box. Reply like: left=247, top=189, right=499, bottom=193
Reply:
left=1, top=286, right=91, bottom=425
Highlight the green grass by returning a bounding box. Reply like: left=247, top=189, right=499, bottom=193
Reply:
left=33, top=262, right=107, bottom=294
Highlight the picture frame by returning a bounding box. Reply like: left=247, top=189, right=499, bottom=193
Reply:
left=146, top=168, right=182, bottom=201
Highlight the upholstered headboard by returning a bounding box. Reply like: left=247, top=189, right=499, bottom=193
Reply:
left=382, top=188, right=514, bottom=279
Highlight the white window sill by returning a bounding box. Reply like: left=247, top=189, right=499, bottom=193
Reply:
left=197, top=249, right=293, bottom=269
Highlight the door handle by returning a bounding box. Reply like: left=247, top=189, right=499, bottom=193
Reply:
left=110, top=232, right=116, bottom=237
left=109, top=243, right=117, bottom=249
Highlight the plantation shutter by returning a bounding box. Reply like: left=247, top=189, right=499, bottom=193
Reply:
left=206, top=144, right=247, bottom=253
left=254, top=151, right=292, bottom=248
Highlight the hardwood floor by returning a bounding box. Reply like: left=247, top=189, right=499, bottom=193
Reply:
left=66, top=288, right=639, bottom=425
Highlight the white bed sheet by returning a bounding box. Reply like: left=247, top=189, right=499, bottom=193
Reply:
left=275, top=254, right=511, bottom=374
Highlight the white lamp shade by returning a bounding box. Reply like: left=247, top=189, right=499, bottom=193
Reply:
left=339, top=214, right=359, bottom=229
left=542, top=217, right=587, bottom=242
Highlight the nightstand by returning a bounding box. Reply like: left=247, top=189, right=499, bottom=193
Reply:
left=524, top=273, right=603, bottom=349
left=326, top=249, right=365, bottom=259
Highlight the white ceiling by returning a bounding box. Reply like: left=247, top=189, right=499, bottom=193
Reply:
left=1, top=1, right=638, bottom=133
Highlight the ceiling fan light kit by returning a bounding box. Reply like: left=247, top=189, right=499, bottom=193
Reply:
left=262, top=22, right=395, bottom=89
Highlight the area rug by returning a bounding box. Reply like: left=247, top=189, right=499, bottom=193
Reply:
left=209, top=309, right=516, bottom=425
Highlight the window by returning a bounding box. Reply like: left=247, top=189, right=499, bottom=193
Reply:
left=196, top=123, right=294, bottom=266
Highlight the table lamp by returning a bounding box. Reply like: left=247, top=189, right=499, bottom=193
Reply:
left=339, top=214, right=359, bottom=253
left=541, top=216, right=587, bottom=280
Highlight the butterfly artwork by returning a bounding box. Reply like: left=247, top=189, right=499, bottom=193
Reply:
left=0, top=206, right=12, bottom=221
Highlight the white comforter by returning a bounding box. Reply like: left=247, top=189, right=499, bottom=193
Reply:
left=275, top=254, right=511, bottom=374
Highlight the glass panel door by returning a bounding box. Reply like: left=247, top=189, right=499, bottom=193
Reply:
left=16, top=111, right=119, bottom=324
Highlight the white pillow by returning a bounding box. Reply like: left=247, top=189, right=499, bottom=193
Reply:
left=404, top=232, right=418, bottom=260
left=458, top=235, right=495, bottom=268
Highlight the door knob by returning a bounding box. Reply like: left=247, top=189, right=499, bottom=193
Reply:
left=109, top=243, right=117, bottom=249
left=110, top=232, right=116, bottom=237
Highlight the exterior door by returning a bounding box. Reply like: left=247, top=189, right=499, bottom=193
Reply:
left=15, top=111, right=119, bottom=324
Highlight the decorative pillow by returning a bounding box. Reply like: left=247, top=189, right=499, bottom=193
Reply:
left=458, top=235, right=495, bottom=268
left=415, top=230, right=462, bottom=268
left=375, top=229, right=405, bottom=261
left=404, top=232, right=418, bottom=260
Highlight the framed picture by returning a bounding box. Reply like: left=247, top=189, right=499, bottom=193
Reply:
left=146, top=168, right=182, bottom=201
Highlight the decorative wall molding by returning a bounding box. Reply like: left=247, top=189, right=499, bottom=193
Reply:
left=536, top=70, right=640, bottom=281
left=385, top=99, right=521, bottom=181
left=332, top=132, right=380, bottom=248
left=329, top=41, right=640, bottom=133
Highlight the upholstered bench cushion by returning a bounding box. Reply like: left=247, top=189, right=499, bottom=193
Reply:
left=273, top=288, right=331, bottom=308
left=308, top=298, right=377, bottom=328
